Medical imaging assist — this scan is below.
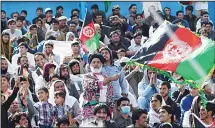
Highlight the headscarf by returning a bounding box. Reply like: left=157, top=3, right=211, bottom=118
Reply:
left=141, top=69, right=160, bottom=86
left=189, top=96, right=202, bottom=127
left=66, top=32, right=75, bottom=41
left=48, top=80, right=77, bottom=107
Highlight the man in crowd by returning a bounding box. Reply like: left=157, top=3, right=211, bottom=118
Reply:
left=91, top=4, right=106, bottom=25
left=126, top=4, right=138, bottom=26
left=172, top=11, right=189, bottom=28
left=163, top=7, right=176, bottom=23
left=199, top=102, right=215, bottom=127
left=184, top=5, right=197, bottom=31
left=115, top=97, right=132, bottom=127
left=128, top=108, right=149, bottom=128
left=32, top=7, right=43, bottom=24
left=159, top=81, right=181, bottom=122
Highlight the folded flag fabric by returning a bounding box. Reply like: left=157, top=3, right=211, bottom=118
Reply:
left=79, top=11, right=100, bottom=53
left=131, top=22, right=215, bottom=86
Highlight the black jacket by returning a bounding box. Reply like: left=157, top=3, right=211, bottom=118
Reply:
left=1, top=87, right=19, bottom=128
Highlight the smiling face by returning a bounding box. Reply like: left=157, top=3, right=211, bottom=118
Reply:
left=159, top=108, right=171, bottom=123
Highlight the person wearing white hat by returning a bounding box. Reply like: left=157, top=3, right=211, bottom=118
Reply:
left=58, top=16, right=69, bottom=34
left=45, top=8, right=54, bottom=25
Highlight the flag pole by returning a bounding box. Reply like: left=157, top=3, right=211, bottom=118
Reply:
left=79, top=8, right=87, bottom=39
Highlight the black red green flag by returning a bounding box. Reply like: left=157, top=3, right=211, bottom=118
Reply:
left=79, top=11, right=100, bottom=53
left=131, top=22, right=215, bottom=86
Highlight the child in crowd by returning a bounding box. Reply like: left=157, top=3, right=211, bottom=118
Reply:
left=53, top=90, right=74, bottom=127
left=34, top=87, right=54, bottom=128
left=114, top=48, right=126, bottom=67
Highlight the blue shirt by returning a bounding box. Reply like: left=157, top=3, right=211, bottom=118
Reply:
left=102, top=65, right=128, bottom=100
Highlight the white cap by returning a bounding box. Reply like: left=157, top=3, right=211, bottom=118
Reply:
left=120, top=57, right=130, bottom=63
left=58, top=16, right=67, bottom=21
left=45, top=8, right=52, bottom=13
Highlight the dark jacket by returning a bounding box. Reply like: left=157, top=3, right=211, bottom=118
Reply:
left=165, top=97, right=181, bottom=122
left=154, top=122, right=182, bottom=128
left=132, top=23, right=150, bottom=38
left=184, top=14, right=197, bottom=31
left=1, top=86, right=19, bottom=128
left=108, top=41, right=128, bottom=59
left=163, top=15, right=176, bottom=23
left=172, top=89, right=190, bottom=103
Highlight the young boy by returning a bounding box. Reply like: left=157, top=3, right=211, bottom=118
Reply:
left=53, top=90, right=74, bottom=127
left=114, top=48, right=126, bottom=68
left=34, top=87, right=54, bottom=128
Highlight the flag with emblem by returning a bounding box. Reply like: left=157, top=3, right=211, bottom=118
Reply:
left=79, top=11, right=100, bottom=53
left=131, top=22, right=215, bottom=85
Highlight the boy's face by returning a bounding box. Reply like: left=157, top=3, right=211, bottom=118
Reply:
left=54, top=95, right=64, bottom=105
left=37, top=90, right=48, bottom=101
left=117, top=52, right=125, bottom=59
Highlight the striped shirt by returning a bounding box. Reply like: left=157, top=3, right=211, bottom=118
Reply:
left=53, top=104, right=72, bottom=119
left=34, top=101, right=54, bottom=126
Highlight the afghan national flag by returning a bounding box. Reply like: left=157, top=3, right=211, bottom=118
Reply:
left=79, top=11, right=100, bottom=53
left=131, top=22, right=215, bottom=85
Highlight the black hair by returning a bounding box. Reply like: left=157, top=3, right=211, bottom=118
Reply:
left=151, top=93, right=163, bottom=104
left=91, top=4, right=99, bottom=10
left=34, top=52, right=45, bottom=60
left=117, top=97, right=130, bottom=107
left=56, top=6, right=63, bottom=11
left=164, top=7, right=171, bottom=11
left=71, top=14, right=79, bottom=19
left=17, top=55, right=28, bottom=65
left=129, top=4, right=137, bottom=10
left=1, top=74, right=10, bottom=82
left=52, top=19, right=59, bottom=24
left=94, top=103, right=111, bottom=117
left=1, top=10, right=6, bottom=13
left=186, top=5, right=193, bottom=12
left=201, top=11, right=209, bottom=16
left=17, top=37, right=29, bottom=45
left=133, top=32, right=142, bottom=38
left=7, top=19, right=16, bottom=25
left=35, top=18, right=43, bottom=24
left=19, top=42, right=28, bottom=48
left=37, top=86, right=49, bottom=94
left=21, top=10, right=27, bottom=15
left=56, top=117, right=69, bottom=127
left=46, top=35, right=56, bottom=40
left=71, top=8, right=79, bottom=14
left=159, top=105, right=173, bottom=122
left=132, top=108, right=148, bottom=125
left=29, top=24, right=37, bottom=30
left=176, top=10, right=183, bottom=16
left=205, top=101, right=215, bottom=116
left=205, top=22, right=213, bottom=27
left=38, top=14, right=46, bottom=19
left=96, top=12, right=103, bottom=17
left=16, top=16, right=25, bottom=22
left=12, top=112, right=28, bottom=124
left=109, top=30, right=120, bottom=37
left=49, top=73, right=60, bottom=81
left=55, top=13, right=62, bottom=18
left=135, top=14, right=142, bottom=19
left=161, top=81, right=171, bottom=89
left=54, top=90, right=66, bottom=99
left=36, top=7, right=43, bottom=12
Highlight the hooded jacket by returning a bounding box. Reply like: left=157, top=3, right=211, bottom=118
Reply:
left=48, top=80, right=82, bottom=124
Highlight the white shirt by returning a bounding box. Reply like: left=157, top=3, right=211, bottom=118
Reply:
left=32, top=67, right=43, bottom=83
left=12, top=52, right=35, bottom=71
left=195, top=2, right=208, bottom=10
left=3, top=29, right=22, bottom=39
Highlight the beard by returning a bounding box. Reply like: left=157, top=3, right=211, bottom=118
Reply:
left=1, top=68, right=7, bottom=74
left=90, top=66, right=102, bottom=73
